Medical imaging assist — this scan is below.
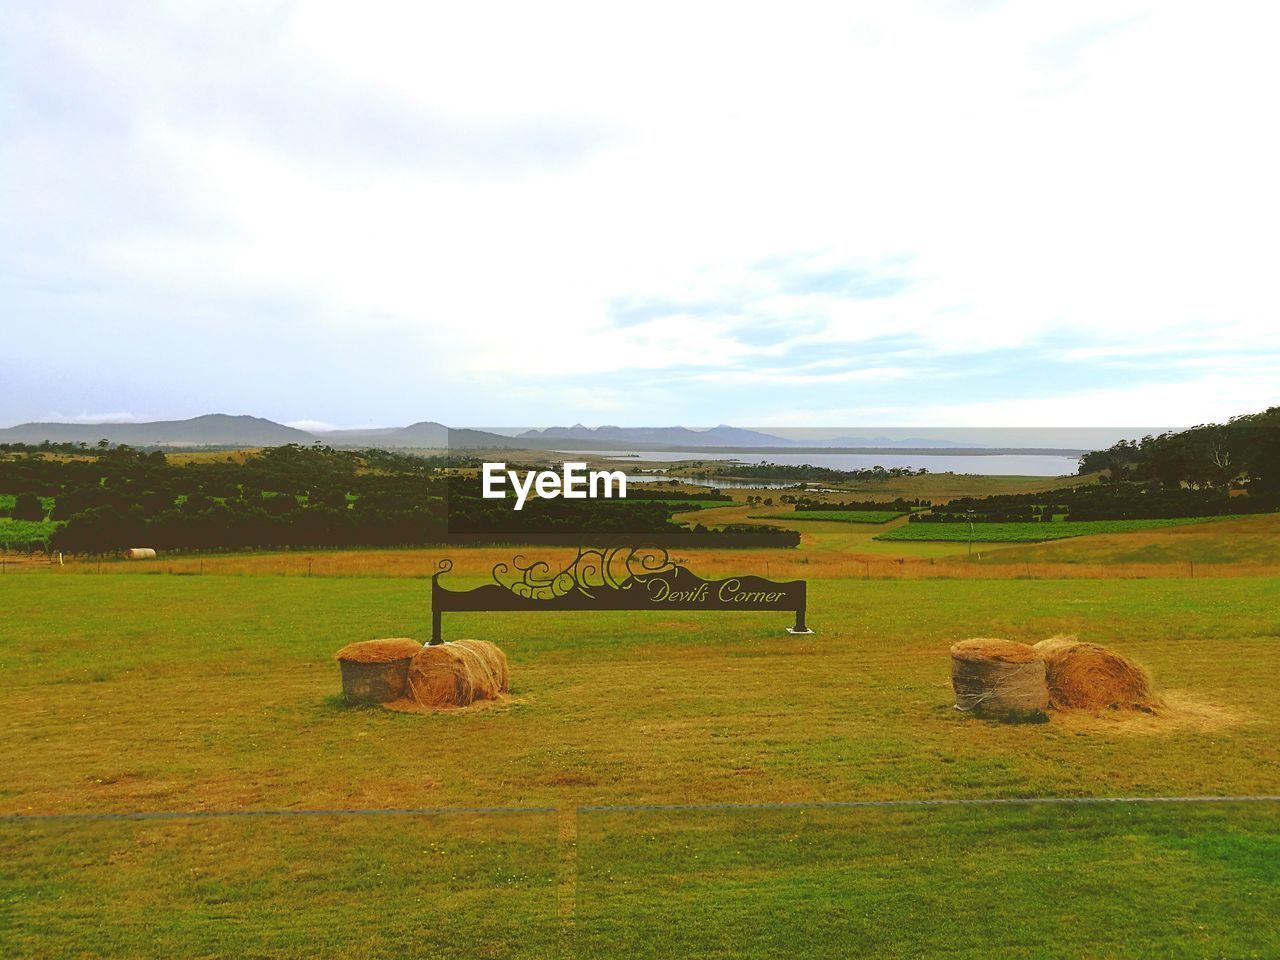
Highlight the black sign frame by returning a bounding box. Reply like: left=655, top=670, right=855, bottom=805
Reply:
left=429, top=546, right=812, bottom=643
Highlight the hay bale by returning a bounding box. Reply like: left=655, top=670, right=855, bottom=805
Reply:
left=452, top=639, right=510, bottom=696
left=335, top=638, right=423, bottom=704
left=950, top=638, right=1049, bottom=714
left=401, top=640, right=511, bottom=710
left=404, top=643, right=476, bottom=709
left=335, top=638, right=424, bottom=663
left=1033, top=634, right=1159, bottom=711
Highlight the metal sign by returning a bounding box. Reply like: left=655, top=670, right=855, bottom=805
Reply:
left=430, top=546, right=813, bottom=643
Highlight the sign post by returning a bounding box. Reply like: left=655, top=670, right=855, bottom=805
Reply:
left=430, top=546, right=813, bottom=644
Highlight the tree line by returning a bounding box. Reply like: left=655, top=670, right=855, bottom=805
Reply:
left=0, top=443, right=797, bottom=554
left=1077, top=406, right=1280, bottom=492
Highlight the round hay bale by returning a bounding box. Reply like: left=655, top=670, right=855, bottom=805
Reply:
left=452, top=638, right=510, bottom=696
left=950, top=638, right=1049, bottom=714
left=405, top=643, right=477, bottom=709
left=335, top=638, right=423, bottom=704
left=1033, top=635, right=1159, bottom=711
left=399, top=640, right=512, bottom=710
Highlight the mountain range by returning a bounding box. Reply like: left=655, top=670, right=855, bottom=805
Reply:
left=0, top=415, right=811, bottom=449
left=0, top=414, right=314, bottom=447
left=0, top=414, right=1080, bottom=453
left=0, top=415, right=521, bottom=450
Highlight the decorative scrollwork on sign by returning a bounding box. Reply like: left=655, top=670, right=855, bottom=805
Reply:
left=430, top=546, right=811, bottom=642
left=492, top=545, right=675, bottom=600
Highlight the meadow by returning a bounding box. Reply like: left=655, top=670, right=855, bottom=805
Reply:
left=3, top=566, right=1279, bottom=957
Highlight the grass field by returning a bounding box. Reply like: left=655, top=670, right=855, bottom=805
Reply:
left=983, top=512, right=1280, bottom=566
left=754, top=510, right=906, bottom=523
left=6, top=802, right=1276, bottom=959
left=2, top=568, right=1279, bottom=956
left=576, top=802, right=1280, bottom=959
left=876, top=516, right=1223, bottom=543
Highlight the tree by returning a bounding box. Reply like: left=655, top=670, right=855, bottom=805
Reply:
left=12, top=493, right=44, bottom=521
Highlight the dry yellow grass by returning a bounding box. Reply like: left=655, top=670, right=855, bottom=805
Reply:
left=13, top=545, right=1280, bottom=581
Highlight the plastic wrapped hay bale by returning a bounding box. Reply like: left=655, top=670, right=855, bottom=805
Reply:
left=1033, top=635, right=1160, bottom=711
left=334, top=638, right=423, bottom=704
left=950, top=638, right=1049, bottom=715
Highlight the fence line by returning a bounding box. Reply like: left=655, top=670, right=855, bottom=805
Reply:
left=1, top=805, right=556, bottom=822
left=5, top=794, right=1278, bottom=823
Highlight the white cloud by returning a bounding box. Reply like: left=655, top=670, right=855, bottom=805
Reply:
left=760, top=375, right=1280, bottom=429
left=4, top=1, right=1279, bottom=425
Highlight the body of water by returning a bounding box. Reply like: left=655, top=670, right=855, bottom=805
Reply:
left=556, top=450, right=1081, bottom=478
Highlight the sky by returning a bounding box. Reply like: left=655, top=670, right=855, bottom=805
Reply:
left=3, top=1, right=1278, bottom=430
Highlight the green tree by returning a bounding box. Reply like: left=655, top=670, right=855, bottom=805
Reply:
left=12, top=492, right=44, bottom=521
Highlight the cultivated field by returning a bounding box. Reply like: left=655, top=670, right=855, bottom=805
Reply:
left=754, top=509, right=907, bottom=523
left=875, top=516, right=1226, bottom=543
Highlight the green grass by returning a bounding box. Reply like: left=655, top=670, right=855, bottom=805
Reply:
left=755, top=510, right=906, bottom=524
left=576, top=802, right=1280, bottom=959
left=876, top=516, right=1224, bottom=543
left=4, top=813, right=558, bottom=959
left=3, top=571, right=1279, bottom=956
left=982, top=512, right=1280, bottom=566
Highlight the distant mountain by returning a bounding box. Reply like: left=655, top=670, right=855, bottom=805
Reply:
left=517, top=424, right=798, bottom=447
left=0, top=414, right=1072, bottom=453
left=0, top=414, right=313, bottom=447
left=320, top=422, right=529, bottom=449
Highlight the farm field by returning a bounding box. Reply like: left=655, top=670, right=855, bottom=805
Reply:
left=7, top=506, right=1280, bottom=580
left=659, top=470, right=1106, bottom=502
left=753, top=509, right=906, bottom=523
left=3, top=570, right=1280, bottom=956
left=983, top=512, right=1280, bottom=566
left=875, top=516, right=1224, bottom=543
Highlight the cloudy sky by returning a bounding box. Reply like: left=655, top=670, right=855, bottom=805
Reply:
left=3, top=1, right=1278, bottom=430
